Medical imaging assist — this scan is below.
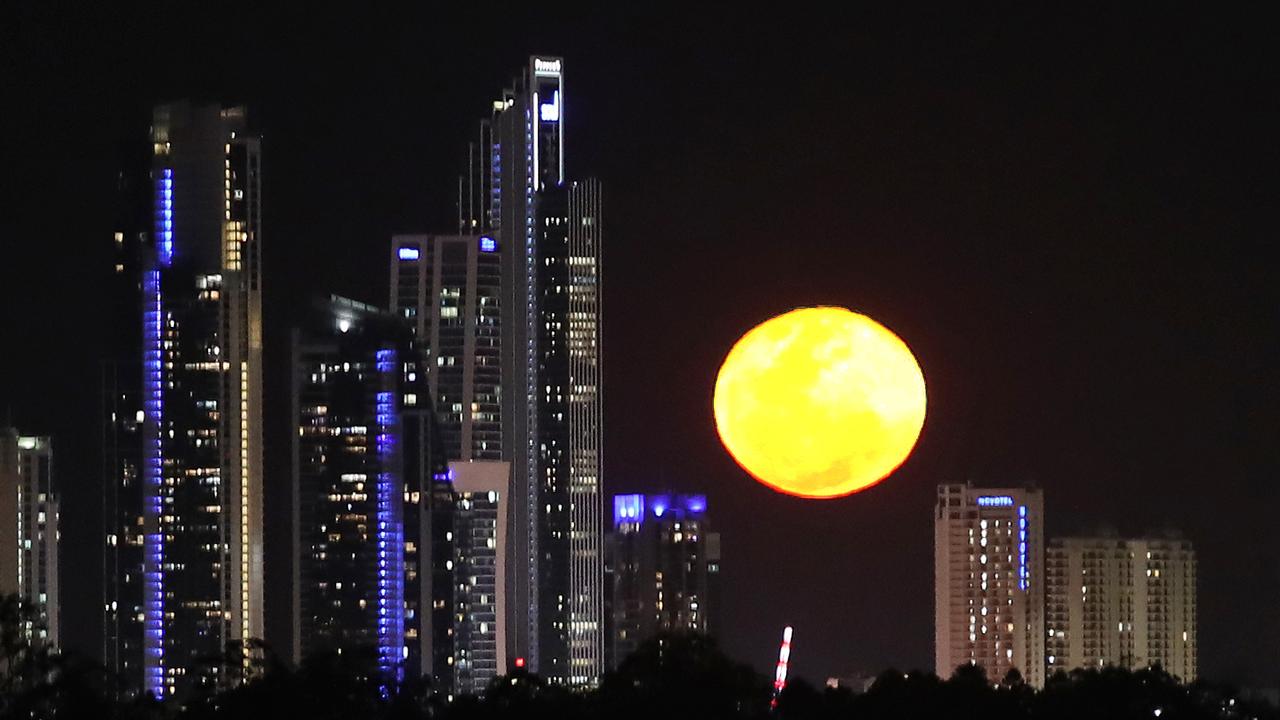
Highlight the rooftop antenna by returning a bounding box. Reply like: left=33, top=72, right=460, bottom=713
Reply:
left=457, top=175, right=464, bottom=233
left=467, top=140, right=475, bottom=230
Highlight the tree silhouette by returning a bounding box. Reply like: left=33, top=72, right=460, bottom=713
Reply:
left=598, top=632, right=769, bottom=720
left=4, top=621, right=1279, bottom=720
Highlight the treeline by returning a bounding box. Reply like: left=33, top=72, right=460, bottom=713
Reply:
left=2, top=602, right=1274, bottom=720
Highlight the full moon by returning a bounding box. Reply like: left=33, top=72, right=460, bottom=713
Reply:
left=713, top=307, right=926, bottom=499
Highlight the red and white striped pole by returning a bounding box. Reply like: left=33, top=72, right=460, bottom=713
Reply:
left=771, top=626, right=794, bottom=709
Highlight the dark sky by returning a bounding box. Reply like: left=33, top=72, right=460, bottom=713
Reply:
left=3, top=5, right=1277, bottom=687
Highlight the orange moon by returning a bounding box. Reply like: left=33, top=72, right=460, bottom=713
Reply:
left=713, top=307, right=926, bottom=498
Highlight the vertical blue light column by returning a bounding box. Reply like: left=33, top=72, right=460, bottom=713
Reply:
left=158, top=169, right=174, bottom=264
left=142, top=168, right=174, bottom=698
left=1018, top=505, right=1028, bottom=591
left=374, top=348, right=404, bottom=686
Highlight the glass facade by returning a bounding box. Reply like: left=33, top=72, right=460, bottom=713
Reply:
left=462, top=56, right=605, bottom=684
left=291, top=296, right=454, bottom=690
left=389, top=234, right=503, bottom=462
left=103, top=145, right=149, bottom=685
left=103, top=102, right=265, bottom=699
left=533, top=180, right=605, bottom=683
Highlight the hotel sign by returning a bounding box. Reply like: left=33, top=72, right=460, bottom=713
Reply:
left=976, top=495, right=1014, bottom=507
left=534, top=58, right=562, bottom=75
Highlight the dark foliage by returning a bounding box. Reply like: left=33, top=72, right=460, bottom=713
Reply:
left=1, top=607, right=1275, bottom=720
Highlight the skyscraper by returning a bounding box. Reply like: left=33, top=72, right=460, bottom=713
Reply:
left=476, top=56, right=567, bottom=677
left=1, top=430, right=60, bottom=648
left=530, top=178, right=605, bottom=683
left=1046, top=536, right=1197, bottom=681
left=455, top=56, right=605, bottom=684
left=104, top=101, right=265, bottom=698
left=389, top=234, right=503, bottom=462
left=935, top=484, right=1045, bottom=687
left=103, top=133, right=151, bottom=682
left=289, top=295, right=452, bottom=687
left=606, top=494, right=720, bottom=670
left=449, top=460, right=511, bottom=695
left=389, top=233, right=504, bottom=692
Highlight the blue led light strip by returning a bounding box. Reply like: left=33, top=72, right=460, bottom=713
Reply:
left=374, top=353, right=404, bottom=687
left=142, top=267, right=166, bottom=696
left=1018, top=505, right=1028, bottom=591
left=157, top=169, right=174, bottom=266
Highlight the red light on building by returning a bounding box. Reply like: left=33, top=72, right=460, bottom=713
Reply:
left=514, top=657, right=526, bottom=668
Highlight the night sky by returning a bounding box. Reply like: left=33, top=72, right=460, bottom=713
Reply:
left=3, top=5, right=1277, bottom=686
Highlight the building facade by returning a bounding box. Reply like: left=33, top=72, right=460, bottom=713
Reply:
left=935, top=484, right=1045, bottom=687
left=485, top=55, right=565, bottom=678
left=449, top=460, right=510, bottom=695
left=1, top=430, right=60, bottom=648
left=606, top=494, right=720, bottom=670
left=290, top=295, right=454, bottom=688
left=389, top=234, right=503, bottom=462
left=452, top=56, right=605, bottom=684
left=531, top=179, right=605, bottom=683
left=1045, top=536, right=1197, bottom=681
left=101, top=101, right=265, bottom=698
left=103, top=131, right=152, bottom=684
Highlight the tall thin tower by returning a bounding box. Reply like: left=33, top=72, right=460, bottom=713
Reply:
left=103, top=132, right=149, bottom=686
left=462, top=56, right=604, bottom=683
left=128, top=101, right=265, bottom=698
left=533, top=178, right=604, bottom=683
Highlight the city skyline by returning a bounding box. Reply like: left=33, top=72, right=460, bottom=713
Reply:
left=1, top=6, right=1276, bottom=689
left=91, top=55, right=606, bottom=698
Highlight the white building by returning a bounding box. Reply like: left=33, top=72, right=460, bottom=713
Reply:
left=1046, top=536, right=1197, bottom=681
left=450, top=460, right=510, bottom=695
left=935, top=484, right=1044, bottom=687
left=1, top=429, right=59, bottom=648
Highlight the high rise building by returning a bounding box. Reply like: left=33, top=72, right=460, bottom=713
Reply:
left=289, top=296, right=454, bottom=688
left=452, top=56, right=605, bottom=684
left=1, top=430, right=60, bottom=648
left=103, top=133, right=151, bottom=682
left=530, top=178, right=605, bottom=684
left=606, top=494, right=720, bottom=670
left=389, top=232, right=504, bottom=693
left=389, top=234, right=503, bottom=462
left=1046, top=536, right=1197, bottom=681
left=935, top=484, right=1045, bottom=687
left=102, top=101, right=265, bottom=698
left=449, top=460, right=511, bottom=695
